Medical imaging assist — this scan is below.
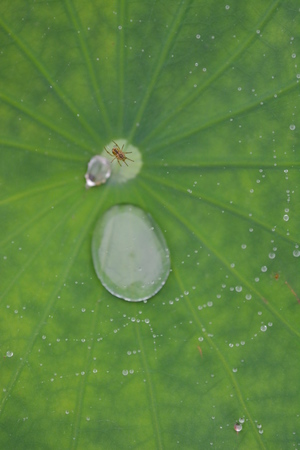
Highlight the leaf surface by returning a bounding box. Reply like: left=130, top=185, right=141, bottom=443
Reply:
left=1, top=1, right=299, bottom=449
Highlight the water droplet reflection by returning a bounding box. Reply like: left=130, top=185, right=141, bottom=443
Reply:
left=85, top=155, right=111, bottom=188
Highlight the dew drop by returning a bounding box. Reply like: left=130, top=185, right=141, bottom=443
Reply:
left=234, top=423, right=242, bottom=433
left=6, top=351, right=13, bottom=358
left=260, top=325, right=267, bottom=332
left=92, top=205, right=171, bottom=302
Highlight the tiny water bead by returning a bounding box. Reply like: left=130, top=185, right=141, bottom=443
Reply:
left=234, top=423, right=242, bottom=433
left=92, top=205, right=171, bottom=302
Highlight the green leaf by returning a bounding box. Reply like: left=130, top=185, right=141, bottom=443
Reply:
left=1, top=1, right=299, bottom=448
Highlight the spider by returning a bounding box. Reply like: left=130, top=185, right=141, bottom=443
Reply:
left=104, top=141, right=134, bottom=166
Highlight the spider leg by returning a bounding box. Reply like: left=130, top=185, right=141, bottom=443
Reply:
left=117, top=159, right=122, bottom=166
left=104, top=146, right=113, bottom=157
left=124, top=151, right=132, bottom=154
left=112, top=140, right=120, bottom=149
left=125, top=157, right=134, bottom=162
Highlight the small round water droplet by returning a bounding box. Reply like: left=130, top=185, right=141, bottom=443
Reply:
left=85, top=155, right=111, bottom=188
left=92, top=205, right=171, bottom=301
left=260, top=325, right=267, bottom=332
left=234, top=423, right=242, bottom=433
left=283, top=214, right=289, bottom=222
left=6, top=351, right=13, bottom=358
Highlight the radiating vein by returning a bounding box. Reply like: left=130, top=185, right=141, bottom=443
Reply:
left=134, top=324, right=164, bottom=450
left=0, top=139, right=87, bottom=162
left=143, top=79, right=299, bottom=153
left=0, top=188, right=75, bottom=248
left=0, top=189, right=108, bottom=416
left=137, top=178, right=300, bottom=339
left=128, top=0, right=192, bottom=143
left=117, top=0, right=126, bottom=132
left=142, top=0, right=282, bottom=145
left=173, top=267, right=267, bottom=450
left=0, top=190, right=80, bottom=305
left=140, top=170, right=299, bottom=245
left=0, top=16, right=101, bottom=144
left=144, top=161, right=300, bottom=169
left=63, top=0, right=112, bottom=135
left=0, top=92, right=93, bottom=152
left=0, top=178, right=76, bottom=207
left=70, top=300, right=101, bottom=450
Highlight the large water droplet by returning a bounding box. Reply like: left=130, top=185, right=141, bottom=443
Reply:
left=92, top=205, right=171, bottom=301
